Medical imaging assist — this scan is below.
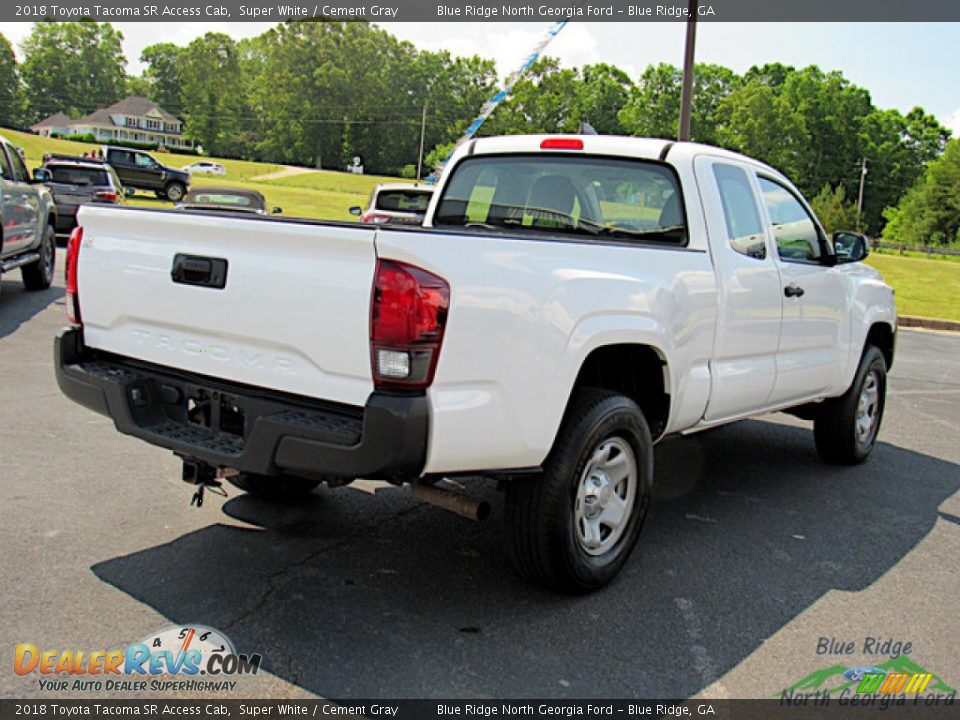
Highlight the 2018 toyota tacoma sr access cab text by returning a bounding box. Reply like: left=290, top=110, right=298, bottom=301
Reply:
left=55, top=135, right=896, bottom=592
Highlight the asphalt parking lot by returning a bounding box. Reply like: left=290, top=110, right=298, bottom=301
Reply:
left=2, top=250, right=958, bottom=700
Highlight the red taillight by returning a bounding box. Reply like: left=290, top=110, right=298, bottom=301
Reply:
left=371, top=259, right=449, bottom=390
left=540, top=137, right=584, bottom=150
left=361, top=213, right=392, bottom=224
left=65, top=226, right=82, bottom=326
left=94, top=190, right=118, bottom=203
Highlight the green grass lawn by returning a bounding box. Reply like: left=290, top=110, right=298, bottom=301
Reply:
left=0, top=126, right=406, bottom=221
left=866, top=254, right=960, bottom=321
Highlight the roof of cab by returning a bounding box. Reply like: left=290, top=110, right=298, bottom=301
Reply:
left=375, top=183, right=435, bottom=194
left=453, top=134, right=784, bottom=179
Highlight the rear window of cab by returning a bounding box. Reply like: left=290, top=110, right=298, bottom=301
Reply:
left=434, top=154, right=687, bottom=246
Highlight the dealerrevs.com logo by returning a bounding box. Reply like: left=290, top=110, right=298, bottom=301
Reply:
left=14, top=625, right=262, bottom=693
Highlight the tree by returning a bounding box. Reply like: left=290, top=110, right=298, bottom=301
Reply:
left=0, top=33, right=22, bottom=127
left=19, top=22, right=127, bottom=122
left=178, top=33, right=249, bottom=157
left=484, top=57, right=582, bottom=136
left=618, top=62, right=736, bottom=143
left=810, top=184, right=858, bottom=234
left=577, top=63, right=632, bottom=134
left=780, top=67, right=873, bottom=197
left=883, top=138, right=960, bottom=247
left=858, top=107, right=950, bottom=231
left=139, top=42, right=184, bottom=112
left=125, top=75, right=152, bottom=98
left=715, top=79, right=808, bottom=178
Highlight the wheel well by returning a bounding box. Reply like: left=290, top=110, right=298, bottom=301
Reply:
left=47, top=212, right=56, bottom=233
left=572, top=344, right=670, bottom=438
left=866, top=322, right=894, bottom=369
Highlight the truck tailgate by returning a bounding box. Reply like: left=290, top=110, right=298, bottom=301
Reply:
left=75, top=206, right=377, bottom=406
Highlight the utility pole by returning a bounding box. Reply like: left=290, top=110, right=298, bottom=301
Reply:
left=416, top=101, right=427, bottom=182
left=678, top=0, right=698, bottom=141
left=856, top=157, right=869, bottom=231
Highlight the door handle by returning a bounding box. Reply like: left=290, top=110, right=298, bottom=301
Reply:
left=784, top=284, right=805, bottom=298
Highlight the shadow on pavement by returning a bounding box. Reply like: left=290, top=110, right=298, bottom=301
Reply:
left=0, top=276, right=62, bottom=340
left=92, top=419, right=960, bottom=699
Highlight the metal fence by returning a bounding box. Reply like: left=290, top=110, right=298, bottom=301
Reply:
left=874, top=240, right=960, bottom=258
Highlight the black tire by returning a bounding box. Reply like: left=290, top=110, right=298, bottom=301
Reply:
left=227, top=473, right=319, bottom=500
left=814, top=346, right=887, bottom=465
left=505, top=388, right=653, bottom=593
left=22, top=225, right=56, bottom=291
left=164, top=182, right=186, bottom=203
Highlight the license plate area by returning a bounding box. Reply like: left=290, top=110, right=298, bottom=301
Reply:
left=186, top=390, right=247, bottom=438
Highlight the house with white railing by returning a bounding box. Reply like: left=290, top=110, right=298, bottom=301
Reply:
left=31, top=97, right=193, bottom=149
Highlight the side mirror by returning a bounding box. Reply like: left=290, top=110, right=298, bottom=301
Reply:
left=32, top=168, right=51, bottom=183
left=832, top=231, right=869, bottom=263
left=349, top=206, right=362, bottom=216
left=124, top=187, right=136, bottom=198
left=271, top=207, right=282, bottom=215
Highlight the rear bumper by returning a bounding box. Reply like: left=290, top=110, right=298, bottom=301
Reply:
left=54, top=328, right=428, bottom=482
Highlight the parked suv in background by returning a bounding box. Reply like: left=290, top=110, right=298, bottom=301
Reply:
left=101, top=146, right=190, bottom=202
left=0, top=135, right=57, bottom=297
left=37, top=159, right=124, bottom=239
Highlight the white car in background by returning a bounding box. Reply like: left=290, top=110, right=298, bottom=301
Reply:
left=182, top=161, right=226, bottom=176
left=350, top=183, right=434, bottom=225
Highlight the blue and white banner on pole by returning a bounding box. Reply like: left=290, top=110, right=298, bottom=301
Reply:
left=429, top=20, right=569, bottom=181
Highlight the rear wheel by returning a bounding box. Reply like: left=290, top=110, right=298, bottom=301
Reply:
left=164, top=182, right=186, bottom=202
left=814, top=346, right=887, bottom=464
left=22, top=225, right=56, bottom=291
left=227, top=473, right=319, bottom=500
left=505, top=388, right=653, bottom=593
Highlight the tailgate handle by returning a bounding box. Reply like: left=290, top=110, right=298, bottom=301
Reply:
left=171, top=254, right=228, bottom=289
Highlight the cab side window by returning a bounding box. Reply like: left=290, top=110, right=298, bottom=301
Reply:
left=757, top=176, right=822, bottom=262
left=0, top=146, right=11, bottom=180
left=111, top=150, right=134, bottom=166
left=712, top=163, right=767, bottom=260
left=8, top=149, right=29, bottom=182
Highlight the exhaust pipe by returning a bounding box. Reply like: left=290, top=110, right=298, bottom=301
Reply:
left=411, top=483, right=490, bottom=522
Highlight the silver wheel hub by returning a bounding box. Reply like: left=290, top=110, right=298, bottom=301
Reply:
left=856, top=371, right=880, bottom=443
left=43, top=233, right=54, bottom=278
left=574, top=437, right=637, bottom=556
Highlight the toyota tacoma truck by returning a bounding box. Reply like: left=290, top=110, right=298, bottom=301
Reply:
left=1, top=135, right=58, bottom=298
left=55, top=135, right=896, bottom=592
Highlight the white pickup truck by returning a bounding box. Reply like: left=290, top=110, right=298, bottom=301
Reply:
left=56, top=135, right=896, bottom=592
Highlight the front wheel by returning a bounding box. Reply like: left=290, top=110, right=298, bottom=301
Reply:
left=227, top=473, right=319, bottom=500
left=505, top=388, right=653, bottom=593
left=164, top=182, right=186, bottom=203
left=814, top=346, right=887, bottom=464
left=22, top=225, right=56, bottom=291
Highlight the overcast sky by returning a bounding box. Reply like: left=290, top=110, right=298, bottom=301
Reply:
left=4, top=21, right=958, bottom=135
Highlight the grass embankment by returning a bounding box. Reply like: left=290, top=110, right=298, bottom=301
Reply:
left=1, top=127, right=406, bottom=221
